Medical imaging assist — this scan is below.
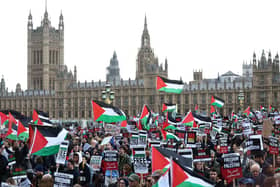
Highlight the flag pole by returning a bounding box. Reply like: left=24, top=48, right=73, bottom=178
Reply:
left=170, top=156, right=173, bottom=187
left=29, top=126, right=37, bottom=155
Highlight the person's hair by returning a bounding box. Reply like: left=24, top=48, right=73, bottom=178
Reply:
left=250, top=163, right=260, bottom=171
left=123, top=164, right=132, bottom=172
left=6, top=177, right=16, bottom=185
left=35, top=156, right=44, bottom=164
left=39, top=174, right=54, bottom=187
left=263, top=177, right=276, bottom=186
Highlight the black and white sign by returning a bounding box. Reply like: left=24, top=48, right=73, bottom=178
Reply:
left=54, top=172, right=74, bottom=187
left=56, top=141, right=69, bottom=165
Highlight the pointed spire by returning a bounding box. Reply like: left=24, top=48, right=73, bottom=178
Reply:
left=144, top=14, right=147, bottom=30
left=28, top=10, right=32, bottom=19
left=113, top=51, right=117, bottom=59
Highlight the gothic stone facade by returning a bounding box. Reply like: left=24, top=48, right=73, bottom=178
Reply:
left=0, top=11, right=279, bottom=120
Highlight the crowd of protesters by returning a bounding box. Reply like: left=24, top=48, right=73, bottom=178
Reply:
left=0, top=109, right=280, bottom=187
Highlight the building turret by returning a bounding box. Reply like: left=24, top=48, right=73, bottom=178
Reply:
left=268, top=50, right=272, bottom=64
left=106, top=51, right=121, bottom=83
left=74, top=65, right=77, bottom=82
left=27, top=10, right=33, bottom=30
left=253, top=52, right=256, bottom=65
left=141, top=15, right=150, bottom=48
left=59, top=11, right=64, bottom=31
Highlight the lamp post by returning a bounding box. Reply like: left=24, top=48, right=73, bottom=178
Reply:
left=238, top=90, right=244, bottom=114
left=102, top=83, right=114, bottom=104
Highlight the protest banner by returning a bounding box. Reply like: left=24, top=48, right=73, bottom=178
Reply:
left=129, top=131, right=139, bottom=148
left=221, top=153, right=243, bottom=182
left=148, top=139, right=161, bottom=148
left=139, top=130, right=148, bottom=146
left=104, top=123, right=120, bottom=136
left=269, top=136, right=279, bottom=155
left=192, top=147, right=211, bottom=162
left=175, top=129, right=186, bottom=142
left=133, top=145, right=148, bottom=174
left=219, top=138, right=228, bottom=154
left=56, top=141, right=69, bottom=165
left=177, top=148, right=193, bottom=159
left=244, top=135, right=263, bottom=153
left=54, top=172, right=74, bottom=187
left=186, top=131, right=196, bottom=148
left=104, top=150, right=118, bottom=170
left=150, top=131, right=161, bottom=140
left=90, top=155, right=103, bottom=171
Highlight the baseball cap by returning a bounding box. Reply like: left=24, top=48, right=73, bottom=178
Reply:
left=128, top=174, right=140, bottom=182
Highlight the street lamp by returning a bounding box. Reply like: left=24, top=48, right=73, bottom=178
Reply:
left=102, top=83, right=114, bottom=104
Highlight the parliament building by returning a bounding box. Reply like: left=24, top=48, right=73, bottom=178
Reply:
left=0, top=9, right=279, bottom=120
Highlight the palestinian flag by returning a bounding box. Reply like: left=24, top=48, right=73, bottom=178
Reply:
left=2, top=111, right=30, bottom=140
left=260, top=105, right=266, bottom=111
left=140, top=104, right=151, bottom=130
left=172, top=160, right=213, bottom=187
left=0, top=112, right=8, bottom=125
left=195, top=104, right=199, bottom=112
left=6, top=113, right=18, bottom=140
left=192, top=112, right=212, bottom=125
left=156, top=76, right=184, bottom=94
left=210, top=105, right=216, bottom=115
left=162, top=103, right=177, bottom=113
left=133, top=146, right=146, bottom=158
left=162, top=130, right=180, bottom=142
left=270, top=105, right=276, bottom=112
left=92, top=100, right=126, bottom=123
left=181, top=112, right=198, bottom=128
left=29, top=125, right=68, bottom=156
left=152, top=146, right=170, bottom=173
left=243, top=106, right=250, bottom=116
left=163, top=121, right=177, bottom=130
left=152, top=147, right=193, bottom=177
left=211, top=96, right=224, bottom=108
left=32, top=110, right=53, bottom=126
left=17, top=121, right=28, bottom=139
left=120, top=120, right=127, bottom=128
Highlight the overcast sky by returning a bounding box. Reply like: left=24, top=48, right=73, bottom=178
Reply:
left=1, top=0, right=280, bottom=90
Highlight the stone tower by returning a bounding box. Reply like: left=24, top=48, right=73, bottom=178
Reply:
left=106, top=51, right=121, bottom=83
left=136, top=15, right=168, bottom=82
left=27, top=7, right=64, bottom=90
left=252, top=50, right=280, bottom=107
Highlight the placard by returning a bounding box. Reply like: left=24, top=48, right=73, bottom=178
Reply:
left=139, top=130, right=148, bottom=146
left=175, top=130, right=186, bottom=142
left=242, top=122, right=252, bottom=136
left=130, top=134, right=139, bottom=148
left=104, top=150, right=118, bottom=170
left=177, top=148, right=193, bottom=159
left=90, top=155, right=103, bottom=171
left=54, top=172, right=74, bottom=187
left=221, top=153, right=242, bottom=181
left=56, top=141, right=69, bottom=165
left=219, top=138, right=228, bottom=154
left=186, top=131, right=196, bottom=148
left=149, top=140, right=161, bottom=148
left=192, top=148, right=211, bottom=162
left=244, top=135, right=263, bottom=152
left=269, top=136, right=279, bottom=155
left=150, top=131, right=161, bottom=140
